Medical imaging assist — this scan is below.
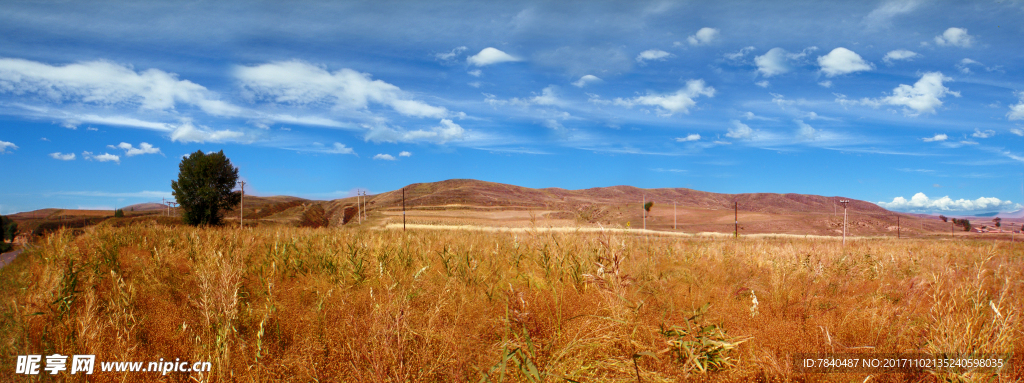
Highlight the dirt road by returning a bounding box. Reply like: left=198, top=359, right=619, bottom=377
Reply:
left=0, top=248, right=22, bottom=269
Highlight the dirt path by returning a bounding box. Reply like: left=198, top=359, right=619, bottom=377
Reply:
left=0, top=248, right=23, bottom=269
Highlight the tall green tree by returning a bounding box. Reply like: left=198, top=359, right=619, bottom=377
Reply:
left=171, top=150, right=241, bottom=226
left=1, top=216, right=17, bottom=242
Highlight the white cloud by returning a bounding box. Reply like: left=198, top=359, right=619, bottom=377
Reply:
left=373, top=153, right=396, bottom=161
left=169, top=120, right=244, bottom=143
left=742, top=111, right=774, bottom=121
left=687, top=27, right=719, bottom=46
left=1011, top=128, right=1024, bottom=136
left=0, top=58, right=241, bottom=116
left=753, top=47, right=816, bottom=77
left=859, top=72, right=959, bottom=116
left=490, top=86, right=565, bottom=108
left=818, top=81, right=832, bottom=88
left=1009, top=92, right=1024, bottom=120
left=399, top=151, right=411, bottom=157
left=61, top=120, right=80, bottom=129
left=817, top=47, right=873, bottom=77
left=113, top=142, right=161, bottom=156
left=468, top=81, right=481, bottom=88
left=636, top=49, right=672, bottom=63
left=572, top=75, right=602, bottom=88
left=727, top=120, right=754, bottom=139
left=755, top=80, right=770, bottom=88
left=613, top=79, right=714, bottom=115
left=922, top=133, right=948, bottom=142
left=235, top=60, right=448, bottom=118
left=878, top=192, right=1017, bottom=213
left=934, top=28, right=974, bottom=47
left=882, top=49, right=920, bottom=64
left=725, top=46, right=755, bottom=61
left=327, top=142, right=355, bottom=155
left=468, top=70, right=482, bottom=77
left=542, top=119, right=565, bottom=131
left=795, top=120, right=817, bottom=140
left=82, top=151, right=119, bottom=163
left=467, top=47, right=521, bottom=66
left=381, top=118, right=465, bottom=144
left=972, top=129, right=994, bottom=138
left=436, top=46, right=468, bottom=62
left=956, top=58, right=983, bottom=74
left=0, top=140, right=16, bottom=154
left=863, top=0, right=922, bottom=28
left=49, top=152, right=75, bottom=160
left=676, top=134, right=700, bottom=142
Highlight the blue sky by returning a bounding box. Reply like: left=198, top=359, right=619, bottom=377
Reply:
left=1, top=0, right=1023, bottom=215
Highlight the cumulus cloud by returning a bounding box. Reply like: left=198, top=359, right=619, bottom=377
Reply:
left=0, top=140, right=16, bottom=154
left=572, top=75, right=602, bottom=88
left=49, top=152, right=75, bottom=160
left=82, top=151, right=119, bottom=163
left=922, top=133, right=948, bottom=142
left=235, top=60, right=448, bottom=118
left=613, top=79, right=714, bottom=115
left=399, top=151, right=411, bottom=157
left=754, top=47, right=814, bottom=77
left=169, top=120, right=244, bottom=143
left=676, top=134, right=700, bottom=142
left=399, top=119, right=465, bottom=143
left=935, top=27, right=974, bottom=47
left=687, top=27, right=719, bottom=46
left=110, top=142, right=161, bottom=156
left=373, top=153, right=396, bottom=161
left=327, top=142, right=355, bottom=155
left=726, top=120, right=754, bottom=139
left=636, top=49, right=672, bottom=64
left=882, top=49, right=920, bottom=64
left=0, top=58, right=241, bottom=116
left=795, top=120, right=817, bottom=140
left=1009, top=92, right=1024, bottom=120
left=853, top=72, right=959, bottom=116
left=878, top=192, right=1018, bottom=213
left=817, top=47, right=873, bottom=77
left=972, top=129, right=994, bottom=138
left=467, top=47, right=521, bottom=66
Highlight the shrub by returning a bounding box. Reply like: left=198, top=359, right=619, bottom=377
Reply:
left=299, top=204, right=329, bottom=228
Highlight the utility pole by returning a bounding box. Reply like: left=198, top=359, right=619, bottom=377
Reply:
left=642, top=195, right=646, bottom=230
left=840, top=200, right=850, bottom=246
left=734, top=201, right=738, bottom=238
left=402, top=187, right=406, bottom=231
left=239, top=181, right=245, bottom=229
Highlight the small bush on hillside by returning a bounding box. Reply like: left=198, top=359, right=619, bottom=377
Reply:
left=114, top=209, right=124, bottom=218
left=299, top=204, right=328, bottom=228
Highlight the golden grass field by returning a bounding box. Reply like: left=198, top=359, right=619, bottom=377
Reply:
left=1, top=220, right=1021, bottom=382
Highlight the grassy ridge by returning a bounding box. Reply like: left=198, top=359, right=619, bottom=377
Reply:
left=1, top=223, right=1020, bottom=382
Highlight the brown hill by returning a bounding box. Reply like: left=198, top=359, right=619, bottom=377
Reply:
left=344, top=179, right=889, bottom=216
